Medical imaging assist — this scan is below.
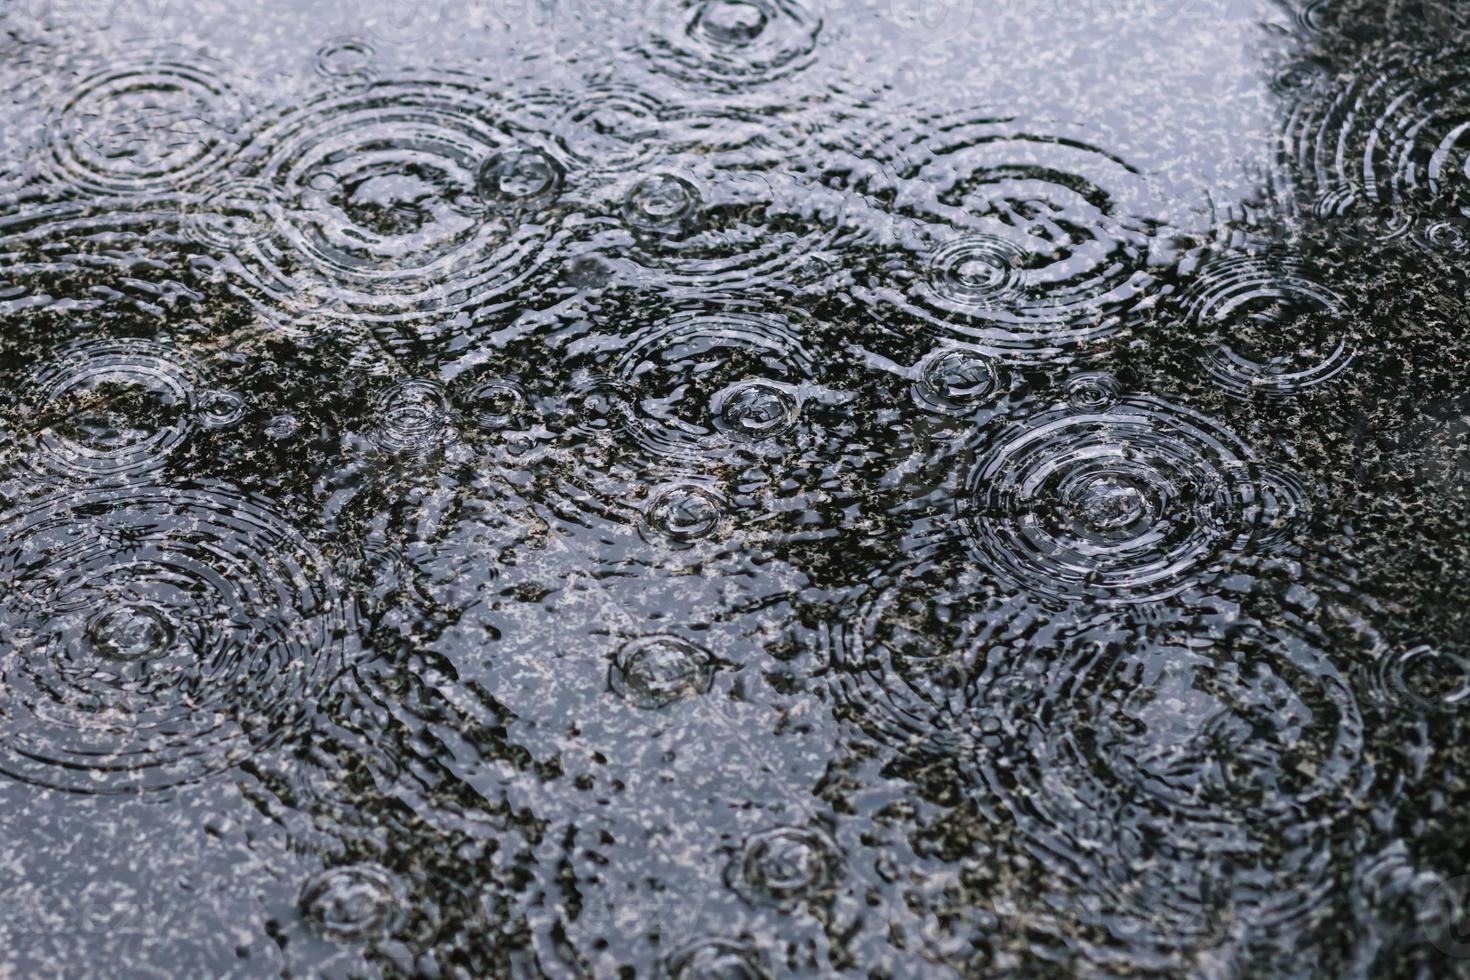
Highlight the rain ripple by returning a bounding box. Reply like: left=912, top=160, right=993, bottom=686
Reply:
left=661, top=936, right=770, bottom=979
left=568, top=306, right=817, bottom=467
left=729, top=825, right=841, bottom=910
left=43, top=44, right=246, bottom=196
left=842, top=109, right=1162, bottom=358
left=962, top=601, right=1372, bottom=957
left=958, top=383, right=1269, bottom=602
left=0, top=484, right=350, bottom=794
left=1180, top=251, right=1355, bottom=399
left=231, top=70, right=569, bottom=330
left=18, top=338, right=206, bottom=481
left=1273, top=43, right=1470, bottom=237
left=299, top=863, right=407, bottom=944
left=631, top=0, right=825, bottom=92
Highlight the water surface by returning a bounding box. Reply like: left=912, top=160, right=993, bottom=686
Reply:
left=1, top=1, right=1469, bottom=977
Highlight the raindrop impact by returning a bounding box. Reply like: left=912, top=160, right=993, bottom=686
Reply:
left=609, top=635, right=715, bottom=709
left=299, top=864, right=406, bottom=944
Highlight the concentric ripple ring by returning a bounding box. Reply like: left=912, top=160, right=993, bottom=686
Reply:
left=0, top=484, right=351, bottom=794
left=959, top=393, right=1262, bottom=601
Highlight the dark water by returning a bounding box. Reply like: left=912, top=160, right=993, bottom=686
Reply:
left=0, top=0, right=1469, bottom=976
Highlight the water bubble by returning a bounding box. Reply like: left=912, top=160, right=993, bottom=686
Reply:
left=609, top=635, right=714, bottom=709
left=0, top=484, right=350, bottom=794
left=24, top=339, right=198, bottom=480
left=915, top=347, right=1002, bottom=414
left=568, top=377, right=632, bottom=429
left=476, top=146, right=565, bottom=211
left=314, top=36, right=376, bottom=82
left=46, top=46, right=243, bottom=194
left=85, top=603, right=175, bottom=662
left=1182, top=252, right=1354, bottom=399
left=662, top=936, right=770, bottom=979
left=198, top=388, right=246, bottom=428
left=299, top=864, right=406, bottom=944
left=711, top=380, right=800, bottom=440
left=373, top=379, right=454, bottom=455
left=642, top=482, right=725, bottom=543
left=1063, top=371, right=1122, bottom=411
left=731, top=826, right=840, bottom=910
left=623, top=173, right=703, bottom=236
left=960, top=394, right=1262, bottom=602
left=693, top=1, right=771, bottom=46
